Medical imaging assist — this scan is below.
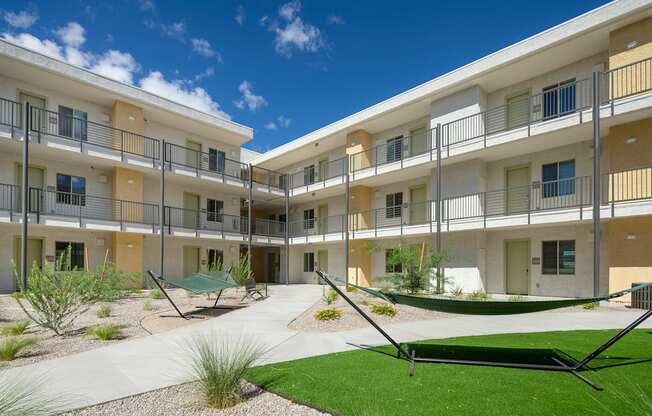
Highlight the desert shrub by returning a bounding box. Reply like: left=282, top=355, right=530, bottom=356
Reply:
left=89, top=262, right=141, bottom=302
left=187, top=334, right=263, bottom=409
left=509, top=295, right=525, bottom=302
left=0, top=370, right=68, bottom=416
left=450, top=286, right=464, bottom=298
left=0, top=337, right=38, bottom=361
left=95, top=304, right=112, bottom=319
left=360, top=299, right=370, bottom=306
left=84, top=324, right=123, bottom=340
left=324, top=289, right=338, bottom=305
left=230, top=254, right=254, bottom=287
left=143, top=299, right=157, bottom=311
left=583, top=302, right=597, bottom=310
left=130, top=288, right=144, bottom=295
left=370, top=303, right=397, bottom=317
left=346, top=286, right=358, bottom=293
left=12, top=247, right=98, bottom=335
left=467, top=290, right=489, bottom=301
left=149, top=289, right=165, bottom=300
left=0, top=320, right=30, bottom=337
left=314, top=308, right=342, bottom=321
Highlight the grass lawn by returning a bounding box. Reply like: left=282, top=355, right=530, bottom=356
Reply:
left=247, top=330, right=652, bottom=416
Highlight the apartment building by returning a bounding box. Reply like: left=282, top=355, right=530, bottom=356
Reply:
left=1, top=1, right=652, bottom=301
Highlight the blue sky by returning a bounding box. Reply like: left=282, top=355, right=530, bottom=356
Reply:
left=1, top=0, right=609, bottom=152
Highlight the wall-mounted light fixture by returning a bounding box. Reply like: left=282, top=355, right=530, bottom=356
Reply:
left=626, top=40, right=638, bottom=49
left=127, top=179, right=135, bottom=184
left=127, top=243, right=134, bottom=248
left=626, top=137, right=638, bottom=145
left=626, top=233, right=637, bottom=240
left=128, top=115, right=136, bottom=121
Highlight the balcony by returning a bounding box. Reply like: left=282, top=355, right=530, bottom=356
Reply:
left=288, top=157, right=347, bottom=196
left=251, top=218, right=286, bottom=244
left=288, top=215, right=346, bottom=244
left=0, top=97, right=20, bottom=139
left=164, top=142, right=249, bottom=188
left=251, top=166, right=287, bottom=196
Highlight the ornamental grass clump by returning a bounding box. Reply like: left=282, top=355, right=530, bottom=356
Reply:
left=450, top=286, right=464, bottom=298
left=0, top=337, right=39, bottom=361
left=95, top=304, right=112, bottom=319
left=370, top=303, right=397, bottom=317
left=314, top=308, right=342, bottom=321
left=0, top=370, right=68, bottom=416
left=0, top=320, right=30, bottom=337
left=324, top=288, right=338, bottom=305
left=143, top=299, right=157, bottom=311
left=467, top=290, right=490, bottom=301
left=187, top=334, right=263, bottom=409
left=149, top=289, right=165, bottom=300
left=84, top=324, right=123, bottom=341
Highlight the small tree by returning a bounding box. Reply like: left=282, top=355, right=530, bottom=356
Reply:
left=230, top=253, right=253, bottom=287
left=12, top=246, right=97, bottom=336
left=89, top=262, right=141, bottom=302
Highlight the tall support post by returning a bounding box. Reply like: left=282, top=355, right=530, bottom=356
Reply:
left=284, top=174, right=290, bottom=285
left=592, top=71, right=601, bottom=297
left=247, top=163, right=253, bottom=275
left=20, top=102, right=30, bottom=289
left=344, top=155, right=350, bottom=290
left=159, top=139, right=165, bottom=277
left=436, top=123, right=443, bottom=292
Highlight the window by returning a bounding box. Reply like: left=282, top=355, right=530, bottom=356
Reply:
left=55, top=241, right=85, bottom=270
left=385, top=249, right=403, bottom=273
left=207, top=199, right=223, bottom=222
left=278, top=214, right=287, bottom=223
left=386, top=136, right=403, bottom=163
left=208, top=148, right=226, bottom=173
left=386, top=192, right=403, bottom=219
left=207, top=249, right=223, bottom=270
left=303, top=209, right=315, bottom=229
left=543, top=79, right=576, bottom=120
left=56, top=174, right=86, bottom=205
left=542, top=160, right=575, bottom=198
left=304, top=165, right=315, bottom=185
left=542, top=240, right=575, bottom=275
left=278, top=174, right=287, bottom=190
left=303, top=252, right=315, bottom=272
left=58, top=106, right=87, bottom=141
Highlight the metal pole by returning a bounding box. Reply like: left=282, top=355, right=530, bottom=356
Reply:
left=344, top=155, right=350, bottom=289
left=159, top=139, right=165, bottom=277
left=20, top=102, right=30, bottom=289
left=285, top=174, right=290, bottom=285
left=592, top=71, right=601, bottom=297
left=247, top=163, right=253, bottom=275
left=436, top=123, right=442, bottom=292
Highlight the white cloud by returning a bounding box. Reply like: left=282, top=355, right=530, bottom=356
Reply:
left=3, top=10, right=38, bottom=29
left=55, top=22, right=86, bottom=47
left=277, top=115, right=291, bottom=127
left=139, top=71, right=230, bottom=119
left=193, top=67, right=215, bottom=82
left=90, top=50, right=140, bottom=84
left=264, top=122, right=278, bottom=130
left=138, top=0, right=155, bottom=11
left=191, top=38, right=217, bottom=58
left=162, top=20, right=186, bottom=40
left=265, top=1, right=325, bottom=57
left=1, top=32, right=64, bottom=60
left=235, top=5, right=245, bottom=25
left=327, top=15, right=344, bottom=25
left=234, top=80, right=267, bottom=112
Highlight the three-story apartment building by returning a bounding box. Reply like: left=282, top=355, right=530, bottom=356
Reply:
left=1, top=0, right=652, bottom=303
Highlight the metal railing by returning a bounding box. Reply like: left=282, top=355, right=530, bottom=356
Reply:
left=252, top=218, right=286, bottom=237
left=0, top=97, right=20, bottom=135
left=349, top=128, right=435, bottom=173
left=289, top=157, right=348, bottom=188
left=165, top=142, right=248, bottom=182
left=289, top=214, right=346, bottom=238
left=164, top=206, right=247, bottom=235
left=251, top=165, right=287, bottom=192
left=0, top=183, right=19, bottom=216
left=28, top=107, right=160, bottom=161
left=607, top=56, right=652, bottom=103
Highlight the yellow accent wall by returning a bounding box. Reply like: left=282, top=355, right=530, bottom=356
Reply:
left=607, top=118, right=652, bottom=201
left=607, top=217, right=652, bottom=303
left=347, top=129, right=373, bottom=171
left=349, top=240, right=372, bottom=287
left=349, top=186, right=373, bottom=231
left=112, top=101, right=146, bottom=153
left=609, top=16, right=652, bottom=99
left=112, top=232, right=144, bottom=285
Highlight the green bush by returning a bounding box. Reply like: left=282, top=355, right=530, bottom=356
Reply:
left=230, top=253, right=254, bottom=287
left=450, top=286, right=464, bottom=298
left=314, top=308, right=342, bottom=321
left=130, top=288, right=144, bottom=295
left=370, top=303, right=397, bottom=317
left=509, top=295, right=525, bottom=302
left=0, top=337, right=39, bottom=361
left=143, top=299, right=157, bottom=311
left=346, top=286, right=358, bottom=293
left=11, top=247, right=98, bottom=335
left=583, top=302, right=597, bottom=310
left=0, top=320, right=30, bottom=336
left=149, top=289, right=165, bottom=300
left=84, top=324, right=123, bottom=341
left=95, top=304, right=112, bottom=319
left=467, top=290, right=489, bottom=301
left=324, top=289, right=338, bottom=305
left=187, top=334, right=263, bottom=409
left=89, top=262, right=141, bottom=302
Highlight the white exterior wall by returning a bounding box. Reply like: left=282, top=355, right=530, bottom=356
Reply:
left=284, top=146, right=347, bottom=181
left=372, top=116, right=430, bottom=148
left=371, top=176, right=431, bottom=210
left=430, top=85, right=486, bottom=128
left=289, top=243, right=345, bottom=284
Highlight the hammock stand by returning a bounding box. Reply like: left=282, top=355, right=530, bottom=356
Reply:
left=316, top=271, right=652, bottom=391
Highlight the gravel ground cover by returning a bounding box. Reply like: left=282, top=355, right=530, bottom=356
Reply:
left=0, top=288, right=250, bottom=368
left=63, top=382, right=330, bottom=416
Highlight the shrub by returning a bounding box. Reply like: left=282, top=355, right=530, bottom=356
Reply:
left=89, top=262, right=141, bottom=302
left=143, top=299, right=157, bottom=311
left=130, top=288, right=144, bottom=295
left=324, top=289, right=338, bottom=305
left=0, top=337, right=39, bottom=361
left=96, top=304, right=112, bottom=319
left=371, top=303, right=397, bottom=317
left=187, top=334, right=263, bottom=409
left=509, top=295, right=525, bottom=302
left=346, top=286, right=358, bottom=293
left=314, top=308, right=342, bottom=321
left=11, top=248, right=98, bottom=335
left=149, top=289, right=165, bottom=300
left=450, top=286, right=464, bottom=298
left=0, top=370, right=68, bottom=416
left=84, top=324, right=123, bottom=341
left=583, top=302, right=597, bottom=310
left=230, top=253, right=254, bottom=287
left=467, top=290, right=489, bottom=301
left=0, top=320, right=30, bottom=336
left=360, top=299, right=370, bottom=306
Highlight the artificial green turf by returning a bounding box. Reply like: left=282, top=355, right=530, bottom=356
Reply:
left=247, top=330, right=652, bottom=416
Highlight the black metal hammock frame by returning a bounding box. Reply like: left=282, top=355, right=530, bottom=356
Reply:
left=316, top=271, right=652, bottom=390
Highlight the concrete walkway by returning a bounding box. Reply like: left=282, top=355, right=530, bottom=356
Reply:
left=6, top=285, right=652, bottom=412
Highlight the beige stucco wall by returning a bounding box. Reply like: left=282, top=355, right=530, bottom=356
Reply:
left=607, top=217, right=652, bottom=303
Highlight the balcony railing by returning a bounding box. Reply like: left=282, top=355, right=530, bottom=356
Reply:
left=349, top=129, right=435, bottom=173
left=0, top=183, right=19, bottom=216
left=289, top=214, right=346, bottom=238
left=28, top=107, right=160, bottom=161
left=607, top=56, right=652, bottom=103
left=164, top=206, right=247, bottom=235
left=0, top=97, right=20, bottom=136
left=251, top=166, right=287, bottom=192
left=165, top=142, right=248, bottom=182
left=252, top=218, right=286, bottom=237
left=289, top=157, right=347, bottom=188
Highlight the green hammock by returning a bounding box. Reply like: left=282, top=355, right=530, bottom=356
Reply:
left=334, top=276, right=652, bottom=315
